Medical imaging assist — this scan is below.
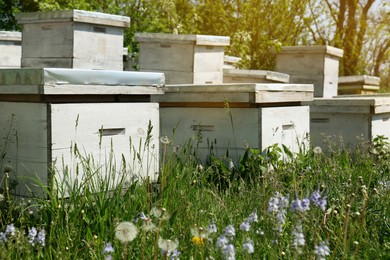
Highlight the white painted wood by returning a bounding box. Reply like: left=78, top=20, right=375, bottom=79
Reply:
left=338, top=75, right=380, bottom=95
left=276, top=45, right=343, bottom=98
left=159, top=106, right=309, bottom=163
left=0, top=102, right=49, bottom=197
left=260, top=106, right=310, bottom=153
left=50, top=103, right=159, bottom=196
left=138, top=42, right=194, bottom=71
left=310, top=112, right=371, bottom=149
left=136, top=33, right=229, bottom=84
left=16, top=10, right=130, bottom=29
left=0, top=101, right=160, bottom=198
left=153, top=83, right=313, bottom=104
left=223, top=69, right=290, bottom=83
left=307, top=95, right=390, bottom=149
left=0, top=31, right=21, bottom=68
left=17, top=10, right=128, bottom=70
left=339, top=75, right=380, bottom=86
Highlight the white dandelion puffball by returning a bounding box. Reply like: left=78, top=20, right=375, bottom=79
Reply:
left=115, top=222, right=138, bottom=243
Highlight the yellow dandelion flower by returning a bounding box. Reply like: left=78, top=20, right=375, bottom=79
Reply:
left=192, top=236, right=206, bottom=246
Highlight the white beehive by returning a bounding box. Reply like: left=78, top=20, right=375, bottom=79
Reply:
left=152, top=83, right=313, bottom=163
left=304, top=96, right=390, bottom=149
left=135, top=33, right=230, bottom=84
left=223, top=69, right=289, bottom=83
left=0, top=31, right=21, bottom=68
left=16, top=10, right=130, bottom=70
left=0, top=68, right=164, bottom=198
left=338, top=75, right=380, bottom=95
left=276, top=45, right=343, bottom=98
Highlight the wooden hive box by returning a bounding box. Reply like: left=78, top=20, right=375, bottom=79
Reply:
left=0, top=31, right=21, bottom=68
left=135, top=33, right=230, bottom=84
left=223, top=68, right=289, bottom=83
left=276, top=45, right=343, bottom=98
left=152, top=83, right=313, bottom=163
left=338, top=75, right=380, bottom=95
left=304, top=95, right=390, bottom=149
left=0, top=68, right=164, bottom=198
left=16, top=10, right=130, bottom=70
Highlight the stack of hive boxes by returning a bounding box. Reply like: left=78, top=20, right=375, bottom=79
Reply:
left=136, top=33, right=313, bottom=162
left=275, top=45, right=390, bottom=149
left=0, top=10, right=163, bottom=197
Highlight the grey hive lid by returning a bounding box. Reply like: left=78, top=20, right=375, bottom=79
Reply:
left=16, top=9, right=130, bottom=28
left=0, top=68, right=164, bottom=95
left=135, top=33, right=230, bottom=46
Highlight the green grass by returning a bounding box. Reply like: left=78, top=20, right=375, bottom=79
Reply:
left=0, top=135, right=389, bottom=259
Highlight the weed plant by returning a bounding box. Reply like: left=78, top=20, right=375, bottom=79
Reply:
left=0, top=133, right=389, bottom=259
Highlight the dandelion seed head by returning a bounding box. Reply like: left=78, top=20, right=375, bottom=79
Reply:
left=158, top=237, right=179, bottom=254
left=115, top=221, right=138, bottom=243
left=313, top=146, right=322, bottom=154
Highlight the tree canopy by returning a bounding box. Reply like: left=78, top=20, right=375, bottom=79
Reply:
left=1, top=0, right=389, bottom=90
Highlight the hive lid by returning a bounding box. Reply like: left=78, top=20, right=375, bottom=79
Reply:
left=0, top=68, right=164, bottom=95
left=135, top=33, right=230, bottom=46
left=280, top=45, right=344, bottom=58
left=223, top=68, right=290, bottom=83
left=338, top=75, right=380, bottom=86
left=0, top=31, right=22, bottom=41
left=304, top=96, right=390, bottom=114
left=153, top=83, right=313, bottom=104
left=16, top=9, right=130, bottom=28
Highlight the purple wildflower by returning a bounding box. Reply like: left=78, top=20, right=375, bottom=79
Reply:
left=224, top=225, right=235, bottom=237
left=222, top=243, right=236, bottom=260
left=216, top=235, right=228, bottom=248
left=310, top=191, right=327, bottom=211
left=315, top=241, right=330, bottom=260
left=240, top=221, right=251, bottom=232
left=28, top=227, right=38, bottom=245
left=243, top=239, right=254, bottom=254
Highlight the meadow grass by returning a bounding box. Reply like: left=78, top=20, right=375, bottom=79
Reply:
left=0, top=134, right=389, bottom=259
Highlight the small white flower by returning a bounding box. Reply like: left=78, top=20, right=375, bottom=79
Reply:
left=160, top=136, right=171, bottom=145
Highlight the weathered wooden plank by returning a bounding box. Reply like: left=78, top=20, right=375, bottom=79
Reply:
left=0, top=102, right=49, bottom=197
left=223, top=69, right=289, bottom=83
